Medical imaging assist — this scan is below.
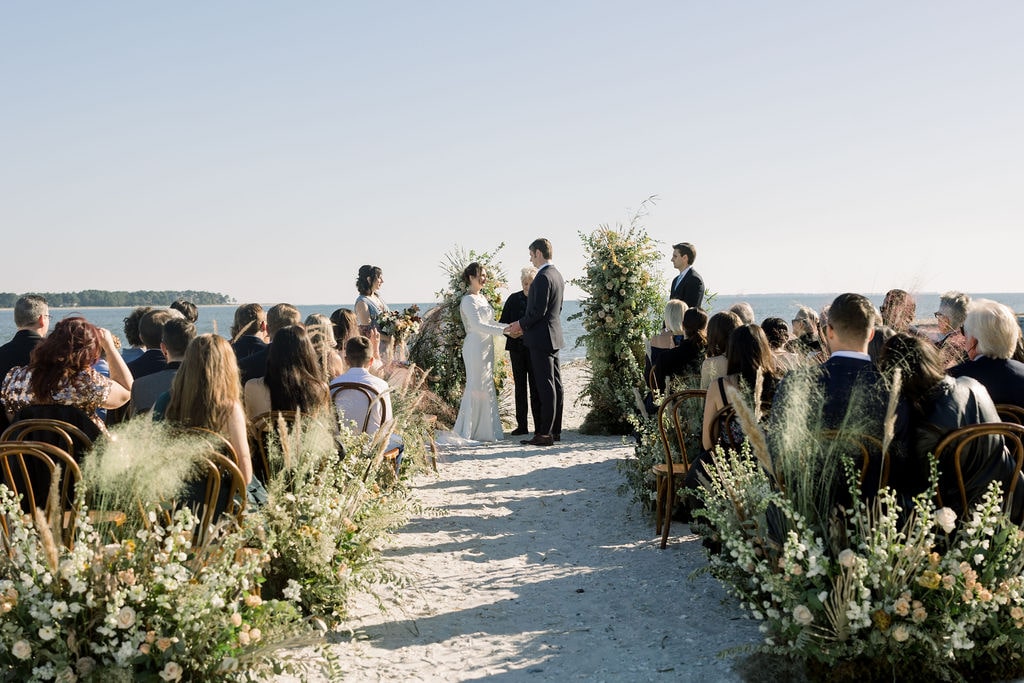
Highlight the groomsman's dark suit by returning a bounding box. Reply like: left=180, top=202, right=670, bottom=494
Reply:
left=232, top=334, right=267, bottom=363
left=670, top=268, right=705, bottom=309
left=499, top=290, right=540, bottom=435
left=950, top=356, right=1024, bottom=408
left=0, top=329, right=44, bottom=384
left=519, top=264, right=564, bottom=443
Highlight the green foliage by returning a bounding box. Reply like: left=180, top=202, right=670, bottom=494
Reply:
left=0, top=290, right=234, bottom=307
left=570, top=200, right=664, bottom=434
left=408, top=244, right=509, bottom=417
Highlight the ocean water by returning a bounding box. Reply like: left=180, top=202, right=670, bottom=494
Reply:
left=3, top=293, right=1023, bottom=363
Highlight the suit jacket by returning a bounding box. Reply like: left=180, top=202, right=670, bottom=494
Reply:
left=499, top=290, right=528, bottom=352
left=519, top=265, right=564, bottom=353
left=0, top=330, right=44, bottom=384
left=239, top=345, right=269, bottom=385
left=232, top=334, right=268, bottom=362
left=130, top=362, right=181, bottom=415
left=127, top=349, right=168, bottom=380
left=670, top=268, right=705, bottom=309
left=949, top=356, right=1024, bottom=407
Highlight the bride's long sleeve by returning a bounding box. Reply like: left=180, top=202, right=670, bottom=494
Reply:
left=461, top=295, right=507, bottom=336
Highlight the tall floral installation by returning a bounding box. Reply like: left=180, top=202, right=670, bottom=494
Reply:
left=0, top=388, right=432, bottom=679
left=693, top=382, right=1024, bottom=682
left=408, top=244, right=509, bottom=420
left=570, top=206, right=663, bottom=436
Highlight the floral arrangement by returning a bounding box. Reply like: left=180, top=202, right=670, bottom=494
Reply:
left=570, top=199, right=664, bottom=434
left=0, top=487, right=320, bottom=681
left=695, top=385, right=1024, bottom=681
left=377, top=305, right=423, bottom=340
left=408, top=244, right=509, bottom=416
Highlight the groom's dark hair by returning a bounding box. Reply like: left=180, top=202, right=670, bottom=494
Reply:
left=529, top=238, right=552, bottom=260
left=673, top=242, right=696, bottom=264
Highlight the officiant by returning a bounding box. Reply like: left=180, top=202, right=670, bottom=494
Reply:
left=499, top=266, right=540, bottom=437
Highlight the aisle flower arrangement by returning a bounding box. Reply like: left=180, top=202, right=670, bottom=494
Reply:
left=408, top=244, right=509, bottom=417
left=695, top=387, right=1024, bottom=681
left=570, top=201, right=663, bottom=434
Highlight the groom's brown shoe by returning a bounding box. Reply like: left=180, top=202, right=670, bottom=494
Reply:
left=520, top=435, right=554, bottom=446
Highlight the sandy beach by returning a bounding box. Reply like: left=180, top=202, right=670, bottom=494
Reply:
left=299, top=359, right=762, bottom=681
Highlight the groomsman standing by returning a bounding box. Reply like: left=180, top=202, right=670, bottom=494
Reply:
left=505, top=238, right=564, bottom=447
left=669, top=242, right=705, bottom=309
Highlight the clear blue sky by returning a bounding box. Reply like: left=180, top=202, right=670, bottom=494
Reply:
left=3, top=2, right=1022, bottom=303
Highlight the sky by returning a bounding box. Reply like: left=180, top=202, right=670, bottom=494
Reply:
left=3, top=2, right=1023, bottom=304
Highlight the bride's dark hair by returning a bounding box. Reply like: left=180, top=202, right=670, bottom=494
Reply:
left=461, top=262, right=483, bottom=286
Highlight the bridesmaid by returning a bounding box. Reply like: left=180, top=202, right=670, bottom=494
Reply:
left=354, top=264, right=391, bottom=359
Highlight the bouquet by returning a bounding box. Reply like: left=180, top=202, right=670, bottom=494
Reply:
left=377, top=305, right=422, bottom=339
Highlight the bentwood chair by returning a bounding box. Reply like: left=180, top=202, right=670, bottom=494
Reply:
left=0, top=441, right=82, bottom=546
left=996, top=404, right=1024, bottom=425
left=653, top=389, right=706, bottom=548
left=818, top=430, right=891, bottom=497
left=330, top=382, right=401, bottom=477
left=932, top=423, right=1024, bottom=522
left=192, top=453, right=248, bottom=548
left=1, top=418, right=97, bottom=463
left=248, top=411, right=299, bottom=483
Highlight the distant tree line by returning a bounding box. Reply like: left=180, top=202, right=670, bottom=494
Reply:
left=0, top=290, right=235, bottom=308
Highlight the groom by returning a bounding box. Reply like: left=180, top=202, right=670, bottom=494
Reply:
left=505, top=238, right=564, bottom=446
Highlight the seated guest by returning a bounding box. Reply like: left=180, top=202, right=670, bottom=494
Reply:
left=127, top=309, right=178, bottom=379
left=120, top=306, right=152, bottom=364
left=230, top=303, right=268, bottom=361
left=949, top=299, right=1024, bottom=408
left=330, top=308, right=358, bottom=352
left=935, top=290, right=971, bottom=367
left=879, top=333, right=1023, bottom=523
left=786, top=305, right=824, bottom=361
left=1, top=317, right=132, bottom=431
left=244, top=326, right=330, bottom=420
left=170, top=299, right=199, bottom=323
left=131, top=318, right=196, bottom=415
left=331, top=335, right=392, bottom=436
left=0, top=295, right=49, bottom=385
left=304, top=313, right=345, bottom=381
left=729, top=302, right=755, bottom=325
left=761, top=316, right=801, bottom=372
left=648, top=299, right=688, bottom=367
left=700, top=311, right=742, bottom=390
left=238, top=304, right=303, bottom=384
left=701, top=324, right=781, bottom=452
left=880, top=288, right=916, bottom=333
left=154, top=334, right=260, bottom=501
left=652, top=307, right=708, bottom=395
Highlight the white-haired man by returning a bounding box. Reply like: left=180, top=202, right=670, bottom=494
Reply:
left=949, top=298, right=1024, bottom=408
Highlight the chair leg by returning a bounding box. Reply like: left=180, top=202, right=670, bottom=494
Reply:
left=660, top=476, right=674, bottom=549
left=654, top=474, right=665, bottom=535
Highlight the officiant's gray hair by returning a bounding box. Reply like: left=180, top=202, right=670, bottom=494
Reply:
left=520, top=267, right=537, bottom=285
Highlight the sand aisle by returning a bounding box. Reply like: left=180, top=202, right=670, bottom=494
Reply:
left=330, top=360, right=761, bottom=681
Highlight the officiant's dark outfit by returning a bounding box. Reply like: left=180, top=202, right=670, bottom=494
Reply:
left=499, top=289, right=540, bottom=435
left=519, top=264, right=564, bottom=444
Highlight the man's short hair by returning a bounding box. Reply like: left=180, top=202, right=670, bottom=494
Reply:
left=138, top=309, right=176, bottom=349
left=14, top=295, right=48, bottom=328
left=964, top=298, right=1020, bottom=359
left=672, top=242, right=696, bottom=264
left=827, top=293, right=876, bottom=344
left=170, top=299, right=198, bottom=323
left=162, top=318, right=197, bottom=357
left=729, top=302, right=755, bottom=325
left=267, top=304, right=302, bottom=337
left=344, top=335, right=373, bottom=368
left=230, top=303, right=265, bottom=340
left=938, top=291, right=971, bottom=330
left=529, top=238, right=553, bottom=260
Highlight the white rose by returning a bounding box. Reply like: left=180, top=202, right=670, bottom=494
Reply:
left=116, top=605, right=136, bottom=629
left=838, top=549, right=856, bottom=568
left=159, top=661, right=183, bottom=682
left=12, top=639, right=32, bottom=660
left=892, top=624, right=910, bottom=642
left=935, top=507, right=957, bottom=534
left=793, top=604, right=814, bottom=626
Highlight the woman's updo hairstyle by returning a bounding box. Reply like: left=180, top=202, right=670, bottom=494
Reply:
left=356, top=265, right=382, bottom=296
left=461, top=262, right=483, bottom=286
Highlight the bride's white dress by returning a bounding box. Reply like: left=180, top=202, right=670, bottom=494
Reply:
left=453, top=293, right=507, bottom=442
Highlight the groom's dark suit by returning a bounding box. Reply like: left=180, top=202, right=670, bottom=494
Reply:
left=519, top=263, right=564, bottom=439
left=670, top=268, right=704, bottom=309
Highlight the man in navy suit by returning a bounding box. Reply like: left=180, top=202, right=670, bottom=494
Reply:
left=949, top=298, right=1024, bottom=408
left=0, top=295, right=49, bottom=384
left=505, top=238, right=564, bottom=446
left=127, top=309, right=176, bottom=379
left=669, top=242, right=705, bottom=309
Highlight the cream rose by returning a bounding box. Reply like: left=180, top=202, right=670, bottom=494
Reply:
left=838, top=549, right=856, bottom=568
left=793, top=604, right=814, bottom=626
left=11, top=639, right=32, bottom=660
left=935, top=507, right=957, bottom=534
left=159, top=661, right=183, bottom=682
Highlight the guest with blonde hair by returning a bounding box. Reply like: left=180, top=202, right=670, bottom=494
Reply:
left=304, top=313, right=345, bottom=380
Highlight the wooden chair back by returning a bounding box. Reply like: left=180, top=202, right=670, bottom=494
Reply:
left=0, top=441, right=82, bottom=545
left=330, top=381, right=390, bottom=433
left=1, top=418, right=96, bottom=462
left=248, top=411, right=299, bottom=482
left=996, top=404, right=1024, bottom=425
left=658, top=390, right=706, bottom=471
left=819, top=430, right=890, bottom=492
left=193, top=452, right=247, bottom=547
left=932, top=422, right=1024, bottom=516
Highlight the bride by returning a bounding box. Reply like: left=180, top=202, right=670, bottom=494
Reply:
left=453, top=262, right=508, bottom=442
